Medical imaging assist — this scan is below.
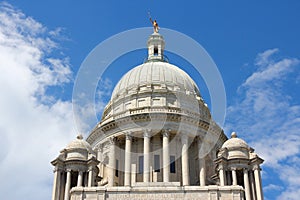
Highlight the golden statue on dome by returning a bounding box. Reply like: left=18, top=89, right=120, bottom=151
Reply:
left=148, top=12, right=159, bottom=33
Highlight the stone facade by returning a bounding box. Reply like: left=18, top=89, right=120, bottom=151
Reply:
left=70, top=185, right=244, bottom=200
left=51, top=31, right=264, bottom=200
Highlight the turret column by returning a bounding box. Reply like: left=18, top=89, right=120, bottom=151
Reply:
left=244, top=169, right=251, bottom=200
left=88, top=168, right=94, bottom=187
left=64, top=169, right=71, bottom=200
left=51, top=168, right=61, bottom=200
left=77, top=171, right=83, bottom=187
left=254, top=166, right=264, bottom=200
left=232, top=168, right=237, bottom=185
left=219, top=165, right=225, bottom=186
left=250, top=170, right=257, bottom=200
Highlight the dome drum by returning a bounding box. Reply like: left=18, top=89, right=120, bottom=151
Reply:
left=65, top=149, right=89, bottom=161
left=227, top=148, right=249, bottom=159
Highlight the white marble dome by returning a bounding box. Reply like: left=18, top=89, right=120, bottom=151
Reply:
left=66, top=135, right=92, bottom=151
left=65, top=135, right=93, bottom=161
left=222, top=132, right=249, bottom=149
left=100, top=32, right=210, bottom=124
left=111, top=61, right=201, bottom=101
left=221, top=132, right=250, bottom=159
left=101, top=61, right=208, bottom=123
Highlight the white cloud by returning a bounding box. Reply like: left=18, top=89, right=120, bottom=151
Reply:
left=226, top=49, right=300, bottom=199
left=95, top=78, right=113, bottom=115
left=0, top=2, right=75, bottom=200
left=72, top=77, right=113, bottom=134
left=264, top=184, right=283, bottom=192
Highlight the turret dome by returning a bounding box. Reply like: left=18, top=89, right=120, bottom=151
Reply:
left=64, top=135, right=94, bottom=161
left=222, top=132, right=249, bottom=149
left=221, top=132, right=250, bottom=159
left=66, top=134, right=92, bottom=152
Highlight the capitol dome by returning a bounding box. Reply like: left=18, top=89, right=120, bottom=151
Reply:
left=101, top=32, right=209, bottom=123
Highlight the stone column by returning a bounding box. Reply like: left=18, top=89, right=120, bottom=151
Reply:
left=64, top=169, right=71, bottom=200
left=124, top=134, right=132, bottom=186
left=77, top=171, right=83, bottom=187
left=198, top=139, right=206, bottom=186
left=250, top=170, right=257, bottom=200
left=243, top=169, right=251, bottom=200
left=254, top=166, right=264, bottom=200
left=162, top=130, right=170, bottom=182
left=88, top=169, right=94, bottom=187
left=131, top=164, right=136, bottom=185
left=219, top=166, right=225, bottom=186
left=51, top=168, right=61, bottom=200
left=181, top=134, right=190, bottom=186
left=108, top=137, right=116, bottom=186
left=227, top=171, right=231, bottom=185
left=143, top=130, right=151, bottom=182
left=232, top=168, right=237, bottom=185
left=84, top=172, right=88, bottom=187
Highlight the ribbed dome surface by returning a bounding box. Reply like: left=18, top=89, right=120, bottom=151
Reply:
left=222, top=133, right=249, bottom=149
left=222, top=137, right=249, bottom=149
left=111, top=61, right=201, bottom=100
left=66, top=135, right=92, bottom=152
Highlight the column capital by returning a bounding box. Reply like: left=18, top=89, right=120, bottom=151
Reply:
left=94, top=143, right=103, bottom=152
left=108, top=136, right=117, bottom=145
left=162, top=129, right=170, bottom=138
left=66, top=169, right=72, bottom=173
left=252, top=164, right=261, bottom=171
left=125, top=133, right=132, bottom=140
left=143, top=129, right=151, bottom=138
left=53, top=167, right=62, bottom=173
left=197, top=135, right=204, bottom=142
left=217, top=164, right=225, bottom=171
left=181, top=134, right=189, bottom=144
left=88, top=166, right=94, bottom=172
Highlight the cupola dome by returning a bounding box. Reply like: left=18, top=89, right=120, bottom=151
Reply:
left=221, top=132, right=250, bottom=159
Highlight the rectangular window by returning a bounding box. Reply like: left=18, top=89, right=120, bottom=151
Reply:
left=154, top=47, right=158, bottom=55
left=170, top=156, right=176, bottom=173
left=154, top=155, right=160, bottom=172
left=115, top=159, right=119, bottom=177
left=139, top=156, right=144, bottom=174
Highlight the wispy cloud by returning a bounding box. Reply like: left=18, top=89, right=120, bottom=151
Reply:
left=264, top=184, right=283, bottom=192
left=0, top=2, right=75, bottom=199
left=71, top=78, right=113, bottom=135
left=225, top=49, right=300, bottom=199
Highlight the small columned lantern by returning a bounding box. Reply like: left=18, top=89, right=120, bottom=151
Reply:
left=214, top=132, right=264, bottom=200
left=146, top=32, right=165, bottom=62
left=51, top=135, right=99, bottom=200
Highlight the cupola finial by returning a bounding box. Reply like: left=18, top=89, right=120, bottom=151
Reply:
left=148, top=12, right=159, bottom=33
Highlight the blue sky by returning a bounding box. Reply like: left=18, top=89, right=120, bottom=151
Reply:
left=0, top=1, right=299, bottom=199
